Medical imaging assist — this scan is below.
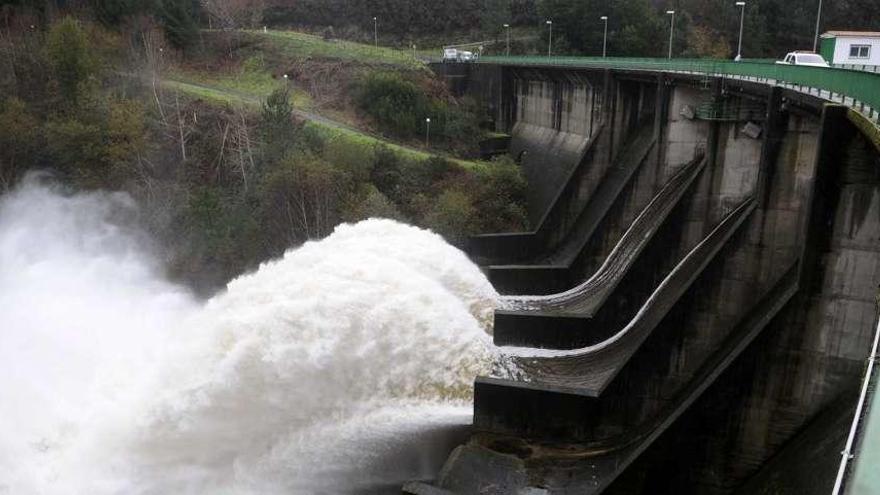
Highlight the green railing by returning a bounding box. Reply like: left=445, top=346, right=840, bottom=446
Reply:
left=478, top=56, right=880, bottom=122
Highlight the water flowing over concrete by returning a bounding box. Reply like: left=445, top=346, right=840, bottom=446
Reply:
left=0, top=176, right=501, bottom=494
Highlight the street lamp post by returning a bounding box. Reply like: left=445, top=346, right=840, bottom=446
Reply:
left=600, top=16, right=608, bottom=58
left=666, top=10, right=675, bottom=59
left=735, top=1, right=746, bottom=61
left=546, top=20, right=553, bottom=57
left=373, top=17, right=378, bottom=49
left=503, top=23, right=510, bottom=56
left=425, top=118, right=431, bottom=147
left=813, top=0, right=823, bottom=52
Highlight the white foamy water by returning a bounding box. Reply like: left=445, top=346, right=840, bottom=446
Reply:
left=0, top=176, right=499, bottom=494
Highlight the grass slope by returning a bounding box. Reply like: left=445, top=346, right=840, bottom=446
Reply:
left=162, top=78, right=483, bottom=169
left=242, top=29, right=427, bottom=69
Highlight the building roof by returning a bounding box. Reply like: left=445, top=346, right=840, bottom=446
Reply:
left=821, top=30, right=880, bottom=38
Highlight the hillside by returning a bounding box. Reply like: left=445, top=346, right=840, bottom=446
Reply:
left=0, top=12, right=529, bottom=293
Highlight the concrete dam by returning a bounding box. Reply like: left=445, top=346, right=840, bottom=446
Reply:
left=407, top=59, right=880, bottom=494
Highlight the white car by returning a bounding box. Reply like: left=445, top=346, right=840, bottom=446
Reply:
left=776, top=52, right=830, bottom=67
left=442, top=48, right=459, bottom=62
left=441, top=48, right=477, bottom=63
left=458, top=51, right=475, bottom=62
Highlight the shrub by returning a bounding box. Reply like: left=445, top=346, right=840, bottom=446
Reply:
left=342, top=183, right=403, bottom=222
left=370, top=145, right=403, bottom=201
left=422, top=189, right=476, bottom=245
left=469, top=156, right=529, bottom=232
left=394, top=156, right=460, bottom=216
left=0, top=98, right=42, bottom=189
left=178, top=187, right=263, bottom=287
left=46, top=17, right=95, bottom=106
left=44, top=116, right=107, bottom=181
left=258, top=153, right=349, bottom=247
left=356, top=71, right=434, bottom=138
left=105, top=98, right=146, bottom=165
left=322, top=136, right=371, bottom=184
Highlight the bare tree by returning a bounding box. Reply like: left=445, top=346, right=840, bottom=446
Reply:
left=211, top=106, right=256, bottom=191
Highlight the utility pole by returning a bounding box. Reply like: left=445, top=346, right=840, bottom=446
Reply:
left=425, top=118, right=431, bottom=147
left=546, top=20, right=553, bottom=57
left=813, top=0, right=823, bottom=52
left=600, top=16, right=608, bottom=58
left=735, top=2, right=746, bottom=61
left=666, top=10, right=676, bottom=59
left=373, top=17, right=378, bottom=49
left=503, top=23, right=510, bottom=56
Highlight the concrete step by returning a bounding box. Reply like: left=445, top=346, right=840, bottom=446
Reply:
left=492, top=156, right=708, bottom=349
left=487, top=123, right=658, bottom=294
left=475, top=199, right=758, bottom=441
left=452, top=262, right=800, bottom=493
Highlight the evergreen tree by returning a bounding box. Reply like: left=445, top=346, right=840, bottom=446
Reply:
left=90, top=0, right=141, bottom=27
left=155, top=0, right=199, bottom=50
left=260, top=86, right=295, bottom=163
left=46, top=16, right=94, bottom=106
left=480, top=0, right=512, bottom=37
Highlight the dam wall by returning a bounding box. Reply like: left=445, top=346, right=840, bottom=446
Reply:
left=420, top=63, right=880, bottom=494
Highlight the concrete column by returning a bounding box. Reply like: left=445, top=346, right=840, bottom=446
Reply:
left=698, top=78, right=724, bottom=233
left=756, top=87, right=786, bottom=211
left=653, top=74, right=669, bottom=185
left=799, top=104, right=848, bottom=289
left=605, top=69, right=616, bottom=164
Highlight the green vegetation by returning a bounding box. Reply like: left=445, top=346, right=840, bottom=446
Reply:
left=168, top=55, right=312, bottom=109
left=46, top=17, right=95, bottom=106
left=0, top=11, right=527, bottom=292
left=162, top=79, right=256, bottom=106
left=261, top=0, right=880, bottom=60
left=356, top=72, right=435, bottom=137
left=88, top=0, right=200, bottom=50
left=162, top=78, right=481, bottom=168
left=246, top=29, right=425, bottom=69
left=355, top=71, right=482, bottom=152
left=176, top=29, right=482, bottom=157
left=155, top=0, right=200, bottom=49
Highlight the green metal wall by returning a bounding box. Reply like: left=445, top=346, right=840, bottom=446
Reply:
left=821, top=37, right=836, bottom=63
left=478, top=56, right=880, bottom=121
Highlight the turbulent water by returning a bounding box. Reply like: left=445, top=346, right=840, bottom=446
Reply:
left=0, top=176, right=500, bottom=494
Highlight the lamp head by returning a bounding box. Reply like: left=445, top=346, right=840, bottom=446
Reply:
left=666, top=10, right=675, bottom=14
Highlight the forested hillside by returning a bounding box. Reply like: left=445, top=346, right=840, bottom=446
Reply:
left=260, top=0, right=880, bottom=58
left=2, top=0, right=878, bottom=292
left=0, top=1, right=528, bottom=293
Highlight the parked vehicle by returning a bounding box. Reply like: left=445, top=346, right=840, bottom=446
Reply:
left=458, top=50, right=475, bottom=62
left=442, top=48, right=459, bottom=62
left=776, top=51, right=830, bottom=67
left=441, top=48, right=478, bottom=63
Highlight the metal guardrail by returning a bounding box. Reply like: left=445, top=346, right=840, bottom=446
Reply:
left=833, top=64, right=880, bottom=74
left=477, top=56, right=880, bottom=123
left=832, top=311, right=880, bottom=495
